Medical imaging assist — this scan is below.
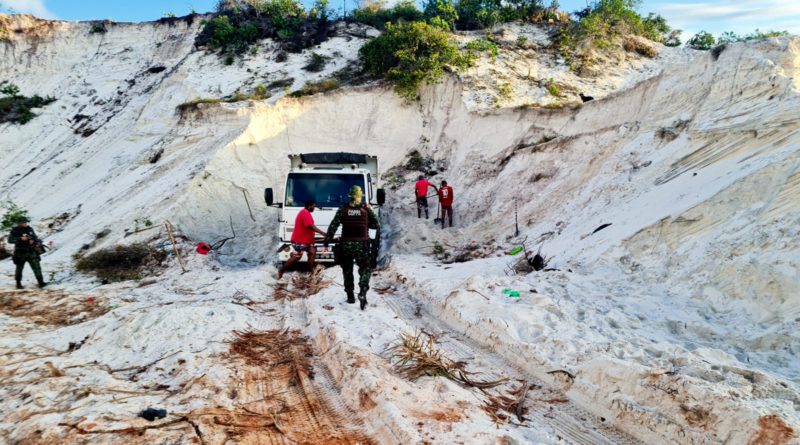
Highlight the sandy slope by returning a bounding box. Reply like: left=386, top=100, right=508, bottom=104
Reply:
left=1, top=13, right=799, bottom=445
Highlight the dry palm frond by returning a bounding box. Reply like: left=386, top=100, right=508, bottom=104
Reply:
left=387, top=331, right=507, bottom=390
left=308, top=266, right=333, bottom=294
left=272, top=281, right=291, bottom=301
left=482, top=380, right=530, bottom=425
left=275, top=267, right=332, bottom=301
left=229, top=329, right=314, bottom=380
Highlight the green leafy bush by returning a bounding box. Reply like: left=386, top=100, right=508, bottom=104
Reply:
left=466, top=37, right=499, bottom=59
left=545, top=78, right=561, bottom=97
left=197, top=0, right=331, bottom=59
left=1, top=202, right=30, bottom=232
left=454, top=0, right=502, bottom=30
left=359, top=21, right=471, bottom=100
left=0, top=81, right=56, bottom=125
left=351, top=0, right=424, bottom=30
left=557, top=0, right=676, bottom=72
left=75, top=244, right=167, bottom=282
left=203, top=15, right=260, bottom=53
left=641, top=13, right=670, bottom=42
left=687, top=31, right=715, bottom=50
left=717, top=29, right=790, bottom=45
left=423, top=0, right=458, bottom=30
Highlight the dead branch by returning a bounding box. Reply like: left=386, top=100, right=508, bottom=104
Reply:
left=466, top=289, right=490, bottom=300
left=164, top=221, right=186, bottom=273
left=211, top=216, right=237, bottom=250
left=109, top=350, right=181, bottom=374
left=242, top=189, right=256, bottom=222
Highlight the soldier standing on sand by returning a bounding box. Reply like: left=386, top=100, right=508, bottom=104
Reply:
left=8, top=216, right=47, bottom=289
left=324, top=185, right=380, bottom=310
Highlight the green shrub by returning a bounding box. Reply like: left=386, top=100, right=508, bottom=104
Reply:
left=423, top=0, right=458, bottom=30
left=89, top=22, right=107, bottom=34
left=351, top=0, right=424, bottom=30
left=687, top=31, right=715, bottom=50
left=75, top=243, right=167, bottom=282
left=663, top=29, right=682, bottom=47
left=529, top=2, right=570, bottom=23
left=0, top=81, right=56, bottom=125
left=717, top=29, right=789, bottom=45
left=303, top=52, right=329, bottom=72
left=641, top=12, right=670, bottom=42
left=309, top=0, right=332, bottom=21
left=497, top=82, right=512, bottom=99
left=197, top=0, right=329, bottom=60
left=176, top=83, right=274, bottom=114
left=359, top=21, right=471, bottom=100
left=253, top=84, right=269, bottom=99
left=204, top=15, right=260, bottom=53
left=466, top=37, right=499, bottom=59
left=745, top=29, right=790, bottom=40
left=289, top=78, right=341, bottom=97
left=557, top=0, right=675, bottom=72
left=177, top=98, right=223, bottom=114
left=546, top=78, right=561, bottom=97
left=1, top=202, right=30, bottom=231
left=454, top=0, right=502, bottom=30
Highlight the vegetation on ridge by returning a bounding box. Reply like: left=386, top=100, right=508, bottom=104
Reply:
left=359, top=21, right=471, bottom=100
left=196, top=0, right=334, bottom=57
left=688, top=29, right=790, bottom=51
left=0, top=81, right=56, bottom=125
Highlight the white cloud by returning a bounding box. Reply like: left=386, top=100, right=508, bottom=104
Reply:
left=1, top=0, right=58, bottom=19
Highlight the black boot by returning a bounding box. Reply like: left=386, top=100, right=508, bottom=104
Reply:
left=16, top=281, right=23, bottom=290
left=38, top=281, right=48, bottom=289
left=346, top=290, right=356, bottom=304
left=358, top=286, right=368, bottom=310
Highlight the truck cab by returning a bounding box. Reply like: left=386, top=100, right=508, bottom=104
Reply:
left=265, top=152, right=385, bottom=264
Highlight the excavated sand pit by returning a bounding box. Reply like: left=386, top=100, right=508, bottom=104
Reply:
left=2, top=12, right=800, bottom=445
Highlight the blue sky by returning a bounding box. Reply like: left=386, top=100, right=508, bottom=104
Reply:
left=1, top=0, right=798, bottom=38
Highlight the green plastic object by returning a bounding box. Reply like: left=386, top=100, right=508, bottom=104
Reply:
left=108, top=303, right=120, bottom=309
left=508, top=247, right=523, bottom=255
left=502, top=289, right=520, bottom=298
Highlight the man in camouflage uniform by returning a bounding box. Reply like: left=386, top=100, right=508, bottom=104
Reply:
left=325, top=185, right=380, bottom=310
left=8, top=216, right=46, bottom=289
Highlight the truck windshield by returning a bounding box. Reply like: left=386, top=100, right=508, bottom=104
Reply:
left=285, top=173, right=366, bottom=207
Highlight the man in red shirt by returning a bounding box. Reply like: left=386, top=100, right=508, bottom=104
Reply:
left=437, top=180, right=454, bottom=228
left=278, top=200, right=327, bottom=279
left=414, top=175, right=438, bottom=219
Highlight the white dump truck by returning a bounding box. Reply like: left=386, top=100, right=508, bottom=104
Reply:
left=265, top=152, right=385, bottom=264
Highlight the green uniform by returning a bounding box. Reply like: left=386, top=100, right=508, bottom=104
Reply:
left=9, top=225, right=45, bottom=287
left=326, top=203, right=380, bottom=296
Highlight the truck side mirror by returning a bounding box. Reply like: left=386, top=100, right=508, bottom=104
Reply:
left=265, top=188, right=274, bottom=206
left=377, top=188, right=386, bottom=206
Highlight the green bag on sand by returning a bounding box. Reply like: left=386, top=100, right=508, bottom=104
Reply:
left=508, top=247, right=523, bottom=255
left=502, top=289, right=520, bottom=298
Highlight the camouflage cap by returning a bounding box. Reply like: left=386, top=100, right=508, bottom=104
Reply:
left=16, top=216, right=30, bottom=223
left=348, top=185, right=363, bottom=199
